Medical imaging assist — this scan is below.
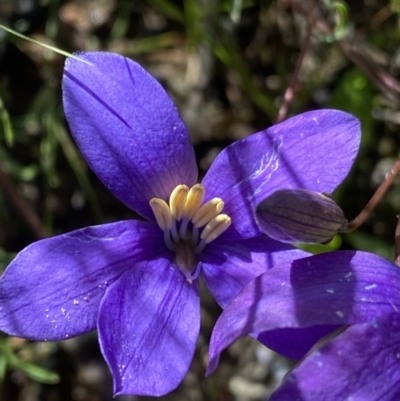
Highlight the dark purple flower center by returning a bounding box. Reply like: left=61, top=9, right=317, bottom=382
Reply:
left=149, top=183, right=231, bottom=281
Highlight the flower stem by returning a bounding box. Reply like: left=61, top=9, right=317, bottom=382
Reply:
left=276, top=0, right=314, bottom=123
left=347, top=159, right=400, bottom=232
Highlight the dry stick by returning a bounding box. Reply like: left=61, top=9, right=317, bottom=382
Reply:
left=0, top=167, right=46, bottom=239
left=347, top=159, right=400, bottom=232
left=276, top=0, right=314, bottom=123
left=371, top=3, right=393, bottom=28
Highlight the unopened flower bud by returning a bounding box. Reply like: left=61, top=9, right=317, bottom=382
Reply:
left=254, top=189, right=348, bottom=244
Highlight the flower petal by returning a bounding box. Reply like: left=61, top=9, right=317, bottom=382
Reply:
left=0, top=220, right=167, bottom=340
left=254, top=189, right=347, bottom=243
left=255, top=324, right=341, bottom=361
left=202, top=110, right=360, bottom=238
left=63, top=52, right=197, bottom=220
left=200, top=235, right=308, bottom=308
left=271, top=313, right=400, bottom=401
left=98, top=258, right=200, bottom=396
left=207, top=251, right=400, bottom=374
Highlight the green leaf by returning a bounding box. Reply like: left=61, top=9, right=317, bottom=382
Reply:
left=315, top=1, right=351, bottom=42
left=16, top=361, right=59, bottom=385
left=4, top=346, right=59, bottom=385
left=146, top=0, right=185, bottom=22
left=329, top=68, right=374, bottom=148
left=0, top=97, right=14, bottom=146
left=332, top=1, right=350, bottom=40
left=0, top=354, right=7, bottom=383
left=391, top=0, right=400, bottom=14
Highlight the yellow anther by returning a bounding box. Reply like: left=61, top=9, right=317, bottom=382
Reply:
left=200, top=214, right=231, bottom=244
left=192, top=198, right=224, bottom=228
left=150, top=183, right=232, bottom=259
left=183, top=184, right=205, bottom=220
left=149, top=198, right=173, bottom=230
left=169, top=185, right=189, bottom=221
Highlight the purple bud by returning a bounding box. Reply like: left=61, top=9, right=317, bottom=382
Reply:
left=254, top=189, right=348, bottom=244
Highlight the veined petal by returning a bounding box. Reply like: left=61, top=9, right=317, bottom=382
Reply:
left=200, top=235, right=308, bottom=308
left=255, top=189, right=347, bottom=243
left=207, top=251, right=400, bottom=374
left=0, top=220, right=167, bottom=340
left=98, top=258, right=200, bottom=396
left=202, top=110, right=360, bottom=238
left=63, top=52, right=197, bottom=220
left=271, top=313, right=400, bottom=401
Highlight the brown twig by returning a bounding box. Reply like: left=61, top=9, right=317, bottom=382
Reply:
left=347, top=159, right=400, bottom=232
left=0, top=167, right=46, bottom=239
left=371, top=3, right=392, bottom=28
left=276, top=0, right=314, bottom=123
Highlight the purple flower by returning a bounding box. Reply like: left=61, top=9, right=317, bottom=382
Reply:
left=0, top=52, right=360, bottom=396
left=207, top=251, right=400, bottom=400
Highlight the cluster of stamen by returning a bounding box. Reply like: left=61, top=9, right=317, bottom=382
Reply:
left=149, top=184, right=231, bottom=255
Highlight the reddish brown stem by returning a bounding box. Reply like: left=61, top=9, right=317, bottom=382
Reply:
left=0, top=167, right=46, bottom=239
left=276, top=0, right=314, bottom=123
left=347, top=159, right=400, bottom=232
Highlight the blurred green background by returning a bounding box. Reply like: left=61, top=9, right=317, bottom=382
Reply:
left=0, top=0, right=399, bottom=400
